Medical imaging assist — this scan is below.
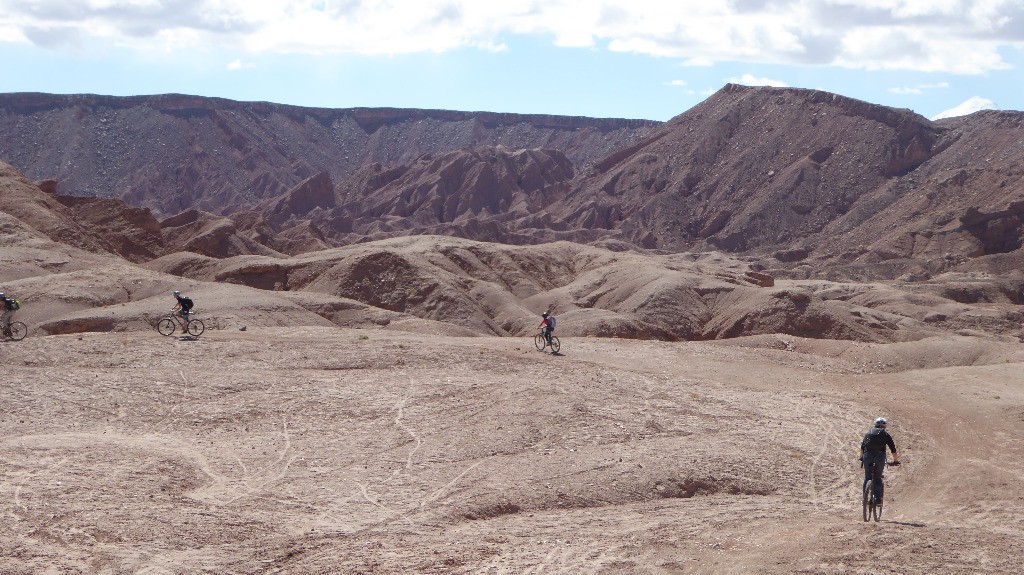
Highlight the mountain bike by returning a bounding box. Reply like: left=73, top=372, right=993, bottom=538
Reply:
left=534, top=330, right=560, bottom=353
left=157, top=311, right=205, bottom=337
left=862, top=459, right=899, bottom=522
left=2, top=321, right=27, bottom=341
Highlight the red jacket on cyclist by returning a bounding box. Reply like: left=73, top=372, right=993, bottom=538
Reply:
left=538, top=311, right=556, bottom=343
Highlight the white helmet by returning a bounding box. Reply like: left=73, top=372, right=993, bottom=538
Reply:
left=173, top=290, right=181, bottom=296
left=874, top=417, right=888, bottom=428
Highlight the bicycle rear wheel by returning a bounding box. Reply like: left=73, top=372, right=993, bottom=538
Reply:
left=862, top=482, right=872, bottom=522
left=157, top=318, right=176, bottom=336
left=186, top=319, right=205, bottom=337
left=534, top=333, right=546, bottom=351
left=8, top=322, right=27, bottom=341
left=549, top=335, right=560, bottom=353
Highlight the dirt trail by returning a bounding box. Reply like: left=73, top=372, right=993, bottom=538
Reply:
left=2, top=328, right=1023, bottom=574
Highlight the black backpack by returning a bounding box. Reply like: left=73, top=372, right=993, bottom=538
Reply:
left=862, top=428, right=889, bottom=452
left=180, top=297, right=194, bottom=311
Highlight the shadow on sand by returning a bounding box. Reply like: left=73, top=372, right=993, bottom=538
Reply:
left=882, top=520, right=927, bottom=527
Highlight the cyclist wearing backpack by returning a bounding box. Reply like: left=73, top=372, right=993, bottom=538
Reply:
left=1, top=292, right=20, bottom=337
left=538, top=311, right=556, bottom=344
left=860, top=417, right=901, bottom=505
left=172, top=290, right=195, bottom=318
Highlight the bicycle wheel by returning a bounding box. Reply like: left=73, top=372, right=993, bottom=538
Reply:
left=186, top=319, right=205, bottom=337
left=873, top=498, right=883, bottom=522
left=8, top=322, right=27, bottom=341
left=157, top=317, right=176, bottom=336
left=862, top=482, right=872, bottom=522
left=549, top=335, right=560, bottom=353
left=534, top=333, right=546, bottom=351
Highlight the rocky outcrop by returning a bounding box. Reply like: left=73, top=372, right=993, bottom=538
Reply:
left=340, top=147, right=571, bottom=224
left=160, top=210, right=283, bottom=259
left=0, top=160, right=160, bottom=262
left=52, top=194, right=164, bottom=261
left=263, top=172, right=336, bottom=228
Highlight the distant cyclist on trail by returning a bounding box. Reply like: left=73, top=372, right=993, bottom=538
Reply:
left=860, top=417, right=901, bottom=505
left=172, top=290, right=194, bottom=318
left=538, top=310, right=556, bottom=345
left=1, top=292, right=19, bottom=337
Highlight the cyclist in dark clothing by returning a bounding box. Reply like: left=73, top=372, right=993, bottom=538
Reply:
left=1, top=292, right=18, bottom=336
left=860, top=417, right=900, bottom=504
left=172, top=290, right=194, bottom=318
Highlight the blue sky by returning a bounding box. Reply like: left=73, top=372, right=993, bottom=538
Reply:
left=1, top=1, right=1022, bottom=121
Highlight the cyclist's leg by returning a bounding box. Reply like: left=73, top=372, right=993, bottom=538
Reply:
left=863, top=457, right=875, bottom=497
left=874, top=461, right=885, bottom=502
left=1, top=310, right=11, bottom=335
left=863, top=452, right=885, bottom=502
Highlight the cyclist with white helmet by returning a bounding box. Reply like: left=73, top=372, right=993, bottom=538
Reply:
left=172, top=290, right=194, bottom=318
left=860, top=417, right=900, bottom=505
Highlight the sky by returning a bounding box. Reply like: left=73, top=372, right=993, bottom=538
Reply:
left=0, top=0, right=1022, bottom=122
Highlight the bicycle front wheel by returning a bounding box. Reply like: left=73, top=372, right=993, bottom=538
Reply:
left=186, top=319, right=205, bottom=337
left=549, top=336, right=560, bottom=353
left=8, top=322, right=27, bottom=341
left=873, top=499, right=883, bottom=522
left=157, top=318, right=176, bottom=336
left=534, top=333, right=546, bottom=351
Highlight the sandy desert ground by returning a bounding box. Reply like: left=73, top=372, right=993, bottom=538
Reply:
left=3, top=324, right=1024, bottom=574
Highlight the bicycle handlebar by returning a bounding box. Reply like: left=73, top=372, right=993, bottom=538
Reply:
left=859, top=457, right=901, bottom=467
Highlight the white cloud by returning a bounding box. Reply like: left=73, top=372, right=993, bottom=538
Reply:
left=889, top=81, right=951, bottom=95
left=226, top=58, right=254, bottom=70
left=931, top=96, right=998, bottom=120
left=0, top=0, right=1021, bottom=74
left=664, top=79, right=688, bottom=87
left=727, top=74, right=789, bottom=87
left=0, top=23, right=27, bottom=42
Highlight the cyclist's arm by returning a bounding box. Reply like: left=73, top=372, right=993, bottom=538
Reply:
left=886, top=433, right=898, bottom=461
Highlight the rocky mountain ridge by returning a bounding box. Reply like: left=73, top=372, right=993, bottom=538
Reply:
left=0, top=92, right=658, bottom=217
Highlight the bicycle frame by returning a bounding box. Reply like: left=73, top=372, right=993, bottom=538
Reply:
left=157, top=310, right=205, bottom=337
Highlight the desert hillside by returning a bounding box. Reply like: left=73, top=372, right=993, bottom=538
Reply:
left=4, top=158, right=1023, bottom=346
left=4, top=86, right=1024, bottom=282
left=558, top=85, right=1024, bottom=271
